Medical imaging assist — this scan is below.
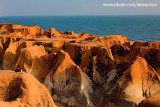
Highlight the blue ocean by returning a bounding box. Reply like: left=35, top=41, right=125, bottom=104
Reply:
left=0, top=15, right=160, bottom=42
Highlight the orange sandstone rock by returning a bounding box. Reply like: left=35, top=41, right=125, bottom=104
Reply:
left=13, top=45, right=50, bottom=82
left=3, top=41, right=35, bottom=70
left=49, top=28, right=62, bottom=38
left=0, top=24, right=13, bottom=33
left=65, top=41, right=107, bottom=69
left=138, top=94, right=160, bottom=107
left=0, top=70, right=56, bottom=107
left=44, top=50, right=94, bottom=107
left=60, top=31, right=75, bottom=35
left=132, top=41, right=160, bottom=48
left=0, top=43, right=4, bottom=68
left=1, top=23, right=160, bottom=107
left=12, top=25, right=44, bottom=36
left=103, top=35, right=131, bottom=48
left=3, top=40, right=57, bottom=82
left=77, top=33, right=90, bottom=39
left=0, top=24, right=44, bottom=37
left=83, top=48, right=114, bottom=84
left=77, top=33, right=102, bottom=42
left=0, top=43, right=4, bottom=58
left=123, top=47, right=160, bottom=75
left=59, top=31, right=79, bottom=39
left=116, top=57, right=160, bottom=104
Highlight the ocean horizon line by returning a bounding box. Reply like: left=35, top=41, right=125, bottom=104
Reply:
left=1, top=14, right=160, bottom=17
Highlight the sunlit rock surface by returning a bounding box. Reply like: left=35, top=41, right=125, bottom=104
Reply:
left=1, top=24, right=160, bottom=107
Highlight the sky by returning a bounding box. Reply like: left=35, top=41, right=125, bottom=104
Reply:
left=0, top=0, right=160, bottom=16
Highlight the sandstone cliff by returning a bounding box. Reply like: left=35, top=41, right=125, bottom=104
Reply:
left=138, top=94, right=160, bottom=107
left=1, top=24, right=160, bottom=107
left=116, top=57, right=160, bottom=104
left=44, top=50, right=94, bottom=107
left=0, top=70, right=56, bottom=107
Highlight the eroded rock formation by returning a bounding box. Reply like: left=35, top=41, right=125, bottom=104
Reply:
left=116, top=57, right=160, bottom=104
left=138, top=94, right=160, bottom=107
left=0, top=70, right=56, bottom=107
left=44, top=50, right=94, bottom=107
left=1, top=24, right=160, bottom=107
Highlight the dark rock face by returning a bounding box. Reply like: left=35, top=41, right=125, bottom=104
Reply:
left=73, top=46, right=83, bottom=66
left=5, top=77, right=23, bottom=101
left=138, top=94, right=160, bottom=107
left=0, top=70, right=56, bottom=107
left=44, top=50, right=94, bottom=107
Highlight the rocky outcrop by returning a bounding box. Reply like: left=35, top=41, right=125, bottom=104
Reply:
left=83, top=48, right=114, bottom=84
left=43, top=40, right=65, bottom=53
left=49, top=28, right=62, bottom=38
left=59, top=31, right=79, bottom=39
left=0, top=24, right=44, bottom=37
left=0, top=24, right=13, bottom=33
left=123, top=47, right=160, bottom=75
left=12, top=24, right=44, bottom=36
left=77, top=33, right=102, bottom=42
left=83, top=49, right=133, bottom=106
left=65, top=41, right=109, bottom=69
left=3, top=42, right=27, bottom=70
left=0, top=70, right=56, bottom=107
left=44, top=50, right=94, bottom=107
left=0, top=43, right=4, bottom=58
left=138, top=94, right=160, bottom=107
left=1, top=24, right=160, bottom=107
left=0, top=36, right=12, bottom=50
left=132, top=41, right=160, bottom=48
left=103, top=35, right=132, bottom=48
left=3, top=42, right=54, bottom=82
left=84, top=56, right=160, bottom=106
left=0, top=43, right=4, bottom=68
left=3, top=41, right=34, bottom=70
left=60, top=31, right=76, bottom=36
left=0, top=35, right=23, bottom=50
left=77, top=33, right=91, bottom=39
left=13, top=45, right=50, bottom=82
left=114, top=57, right=160, bottom=104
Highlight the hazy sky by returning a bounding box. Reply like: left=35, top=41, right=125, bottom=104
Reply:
left=0, top=0, right=160, bottom=16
